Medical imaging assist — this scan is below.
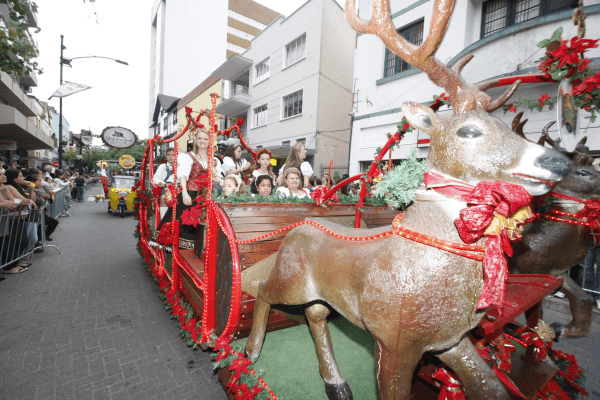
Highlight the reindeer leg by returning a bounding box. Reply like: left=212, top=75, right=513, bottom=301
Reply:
left=436, top=335, right=511, bottom=400
left=304, top=303, right=353, bottom=400
left=552, top=273, right=593, bottom=340
left=375, top=340, right=421, bottom=400
left=244, top=282, right=272, bottom=361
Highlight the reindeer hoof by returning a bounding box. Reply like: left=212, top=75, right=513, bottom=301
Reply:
left=243, top=348, right=259, bottom=363
left=550, top=322, right=563, bottom=342
left=324, top=381, right=353, bottom=400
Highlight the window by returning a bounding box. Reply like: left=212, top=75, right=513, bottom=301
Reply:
left=481, top=0, right=577, bottom=37
left=282, top=90, right=303, bottom=119
left=253, top=104, right=268, bottom=128
left=281, top=140, right=291, bottom=146
left=384, top=20, right=424, bottom=78
left=163, top=119, right=167, bottom=131
left=172, top=111, right=177, bottom=125
left=285, top=34, right=306, bottom=67
left=296, top=138, right=306, bottom=146
left=255, top=58, right=270, bottom=84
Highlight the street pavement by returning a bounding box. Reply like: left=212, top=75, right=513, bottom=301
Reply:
left=1, top=184, right=599, bottom=399
left=0, top=185, right=226, bottom=400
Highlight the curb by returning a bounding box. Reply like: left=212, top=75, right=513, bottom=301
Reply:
left=542, top=296, right=600, bottom=325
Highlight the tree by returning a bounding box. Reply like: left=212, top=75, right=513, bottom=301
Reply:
left=0, top=0, right=42, bottom=78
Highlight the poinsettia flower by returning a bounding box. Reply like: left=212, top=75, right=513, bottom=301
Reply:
left=229, top=354, right=252, bottom=380
left=225, top=380, right=239, bottom=394
left=537, top=55, right=556, bottom=75
left=236, top=383, right=253, bottom=400
left=508, top=103, right=517, bottom=113
left=185, top=106, right=193, bottom=116
left=573, top=71, right=600, bottom=96
left=552, top=41, right=581, bottom=67
left=181, top=209, right=198, bottom=227
left=236, top=117, right=244, bottom=126
left=569, top=37, right=599, bottom=54
left=538, top=93, right=551, bottom=107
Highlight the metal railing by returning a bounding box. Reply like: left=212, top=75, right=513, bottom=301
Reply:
left=0, top=203, right=60, bottom=271
left=222, top=85, right=251, bottom=101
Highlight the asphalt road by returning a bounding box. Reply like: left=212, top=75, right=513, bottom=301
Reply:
left=0, top=185, right=226, bottom=400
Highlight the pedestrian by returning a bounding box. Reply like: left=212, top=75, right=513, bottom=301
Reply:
left=152, top=148, right=177, bottom=218
left=75, top=174, right=85, bottom=202
left=578, top=239, right=600, bottom=309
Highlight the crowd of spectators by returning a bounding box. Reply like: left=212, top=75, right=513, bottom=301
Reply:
left=0, top=163, right=95, bottom=279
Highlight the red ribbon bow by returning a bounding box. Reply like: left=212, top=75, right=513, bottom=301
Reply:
left=433, top=368, right=465, bottom=400
left=577, top=199, right=600, bottom=236
left=425, top=172, right=534, bottom=313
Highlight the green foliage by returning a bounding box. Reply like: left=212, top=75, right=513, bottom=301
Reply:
left=0, top=0, right=42, bottom=77
left=536, top=27, right=563, bottom=48
left=373, top=148, right=426, bottom=209
left=62, top=144, right=146, bottom=170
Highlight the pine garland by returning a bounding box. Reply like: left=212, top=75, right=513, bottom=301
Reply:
left=373, top=148, right=426, bottom=209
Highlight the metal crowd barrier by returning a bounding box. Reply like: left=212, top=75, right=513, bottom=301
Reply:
left=0, top=203, right=60, bottom=271
left=47, top=188, right=72, bottom=219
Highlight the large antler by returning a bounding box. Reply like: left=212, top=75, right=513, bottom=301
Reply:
left=345, top=0, right=490, bottom=112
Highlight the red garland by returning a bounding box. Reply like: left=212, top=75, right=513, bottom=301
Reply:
left=433, top=368, right=465, bottom=400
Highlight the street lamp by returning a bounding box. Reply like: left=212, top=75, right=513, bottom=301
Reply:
left=57, top=34, right=128, bottom=168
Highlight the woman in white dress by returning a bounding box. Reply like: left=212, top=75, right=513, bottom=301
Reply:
left=155, top=128, right=222, bottom=249
left=222, top=144, right=250, bottom=180
left=250, top=149, right=276, bottom=186
left=275, top=167, right=311, bottom=199
left=276, top=143, right=313, bottom=188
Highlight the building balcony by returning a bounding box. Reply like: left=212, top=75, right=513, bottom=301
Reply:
left=20, top=70, right=38, bottom=88
left=0, top=103, right=53, bottom=150
left=0, top=71, right=36, bottom=117
left=216, top=86, right=251, bottom=116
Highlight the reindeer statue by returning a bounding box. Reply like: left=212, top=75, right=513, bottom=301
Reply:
left=244, top=1, right=571, bottom=399
left=509, top=116, right=600, bottom=340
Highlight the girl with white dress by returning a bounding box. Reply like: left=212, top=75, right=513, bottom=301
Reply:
left=222, top=145, right=250, bottom=180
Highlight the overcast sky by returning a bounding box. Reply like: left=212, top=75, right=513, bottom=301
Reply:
left=32, top=0, right=346, bottom=144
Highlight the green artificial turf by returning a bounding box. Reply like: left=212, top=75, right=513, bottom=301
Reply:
left=234, top=317, right=379, bottom=400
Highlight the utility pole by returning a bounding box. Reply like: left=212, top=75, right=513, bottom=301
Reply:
left=58, top=34, right=65, bottom=169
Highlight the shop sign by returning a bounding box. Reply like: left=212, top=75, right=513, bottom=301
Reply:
left=119, top=155, right=135, bottom=169
left=0, top=140, right=17, bottom=151
left=101, top=126, right=137, bottom=149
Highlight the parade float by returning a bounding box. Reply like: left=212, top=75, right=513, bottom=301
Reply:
left=133, top=0, right=600, bottom=398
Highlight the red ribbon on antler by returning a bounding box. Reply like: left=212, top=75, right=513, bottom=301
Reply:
left=433, top=368, right=465, bottom=400
left=425, top=172, right=535, bottom=312
left=548, top=192, right=600, bottom=241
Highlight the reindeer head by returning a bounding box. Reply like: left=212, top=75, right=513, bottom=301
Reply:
left=346, top=0, right=569, bottom=196
left=533, top=122, right=600, bottom=200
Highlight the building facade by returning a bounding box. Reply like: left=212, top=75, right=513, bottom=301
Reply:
left=212, top=0, right=356, bottom=176
left=0, top=4, right=53, bottom=166
left=148, top=0, right=281, bottom=137
left=349, top=0, right=600, bottom=175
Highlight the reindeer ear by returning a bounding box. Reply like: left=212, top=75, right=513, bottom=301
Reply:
left=402, top=102, right=438, bottom=135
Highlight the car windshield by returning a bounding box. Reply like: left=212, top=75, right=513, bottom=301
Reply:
left=111, top=177, right=136, bottom=188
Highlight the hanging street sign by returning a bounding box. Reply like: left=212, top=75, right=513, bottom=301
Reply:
left=101, top=126, right=138, bottom=149
left=119, top=155, right=135, bottom=169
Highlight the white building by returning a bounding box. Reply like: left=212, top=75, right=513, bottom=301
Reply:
left=148, top=0, right=281, bottom=137
left=212, top=0, right=356, bottom=176
left=150, top=94, right=180, bottom=144
left=349, top=0, right=600, bottom=175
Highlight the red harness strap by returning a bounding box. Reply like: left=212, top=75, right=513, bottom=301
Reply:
left=544, top=192, right=600, bottom=239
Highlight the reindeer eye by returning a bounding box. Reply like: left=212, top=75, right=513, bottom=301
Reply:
left=419, top=114, right=432, bottom=127
left=575, top=169, right=591, bottom=177
left=457, top=126, right=483, bottom=139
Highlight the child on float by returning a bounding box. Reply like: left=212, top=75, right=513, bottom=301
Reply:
left=222, top=175, right=245, bottom=198
left=250, top=149, right=276, bottom=186
left=276, top=143, right=313, bottom=188
left=222, top=144, right=250, bottom=180
left=275, top=167, right=310, bottom=199
left=152, top=148, right=177, bottom=218
left=251, top=174, right=274, bottom=197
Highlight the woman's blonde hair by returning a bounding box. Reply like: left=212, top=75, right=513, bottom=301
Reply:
left=283, top=143, right=305, bottom=174
left=192, top=128, right=211, bottom=155
left=283, top=167, right=301, bottom=188
left=224, top=175, right=246, bottom=195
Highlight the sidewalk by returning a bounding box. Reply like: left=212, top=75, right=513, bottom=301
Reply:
left=0, top=187, right=226, bottom=400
